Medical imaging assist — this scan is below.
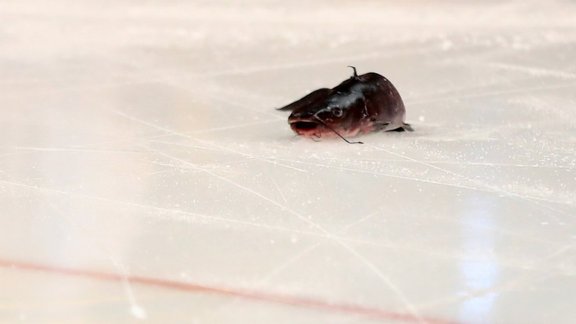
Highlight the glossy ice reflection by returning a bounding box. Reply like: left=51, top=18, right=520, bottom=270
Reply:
left=458, top=196, right=500, bottom=323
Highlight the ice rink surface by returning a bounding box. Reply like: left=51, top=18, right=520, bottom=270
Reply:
left=1, top=0, right=576, bottom=323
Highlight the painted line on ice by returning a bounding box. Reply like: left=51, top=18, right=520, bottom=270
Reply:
left=0, top=258, right=457, bottom=324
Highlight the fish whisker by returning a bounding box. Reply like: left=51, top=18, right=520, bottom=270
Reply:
left=313, top=116, right=363, bottom=144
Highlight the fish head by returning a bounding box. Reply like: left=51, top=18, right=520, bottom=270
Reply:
left=287, top=91, right=366, bottom=138
left=288, top=102, right=349, bottom=138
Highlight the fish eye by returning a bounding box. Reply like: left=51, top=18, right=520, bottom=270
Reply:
left=331, top=107, right=343, bottom=117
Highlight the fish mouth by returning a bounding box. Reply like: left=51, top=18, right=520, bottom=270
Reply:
left=289, top=119, right=323, bottom=136
left=289, top=117, right=364, bottom=140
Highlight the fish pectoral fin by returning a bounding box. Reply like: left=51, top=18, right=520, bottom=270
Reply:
left=276, top=88, right=331, bottom=111
left=373, top=122, right=390, bottom=131
left=402, top=123, right=414, bottom=132
left=376, top=122, right=414, bottom=132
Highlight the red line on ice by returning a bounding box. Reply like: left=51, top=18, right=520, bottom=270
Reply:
left=0, top=258, right=456, bottom=324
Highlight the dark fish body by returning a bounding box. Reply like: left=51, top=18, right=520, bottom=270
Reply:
left=277, top=68, right=412, bottom=140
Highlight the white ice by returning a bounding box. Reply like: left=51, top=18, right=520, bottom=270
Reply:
left=1, top=0, right=575, bottom=323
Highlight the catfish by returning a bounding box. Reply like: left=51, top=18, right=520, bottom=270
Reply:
left=278, top=67, right=412, bottom=144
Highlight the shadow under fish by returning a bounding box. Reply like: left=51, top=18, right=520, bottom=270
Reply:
left=277, top=66, right=413, bottom=144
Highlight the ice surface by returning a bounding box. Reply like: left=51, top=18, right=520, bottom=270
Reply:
left=1, top=0, right=575, bottom=323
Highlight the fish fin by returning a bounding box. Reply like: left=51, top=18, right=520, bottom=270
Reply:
left=373, top=122, right=390, bottom=131
left=402, top=123, right=414, bottom=132
left=375, top=122, right=414, bottom=132
left=276, top=88, right=331, bottom=111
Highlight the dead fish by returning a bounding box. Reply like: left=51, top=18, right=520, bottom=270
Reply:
left=277, top=66, right=412, bottom=144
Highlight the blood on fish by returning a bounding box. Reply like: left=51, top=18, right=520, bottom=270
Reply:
left=277, top=66, right=412, bottom=144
